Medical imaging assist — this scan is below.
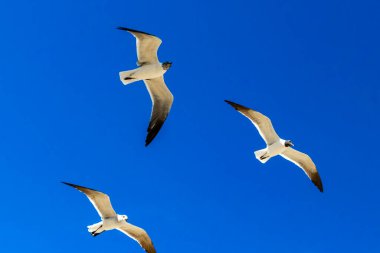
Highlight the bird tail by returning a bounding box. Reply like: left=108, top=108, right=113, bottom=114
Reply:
left=87, top=222, right=104, bottom=236
left=119, top=70, right=140, bottom=85
left=254, top=148, right=271, bottom=163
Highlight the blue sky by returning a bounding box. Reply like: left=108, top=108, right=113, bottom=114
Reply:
left=0, top=0, right=379, bottom=252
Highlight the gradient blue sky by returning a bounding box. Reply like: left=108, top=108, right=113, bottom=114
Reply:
left=0, top=0, right=379, bottom=252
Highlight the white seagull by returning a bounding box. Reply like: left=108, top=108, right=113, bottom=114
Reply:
left=118, top=27, right=174, bottom=146
left=225, top=100, right=323, bottom=192
left=63, top=182, right=156, bottom=253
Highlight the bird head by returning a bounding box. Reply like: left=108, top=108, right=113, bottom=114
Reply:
left=118, top=215, right=128, bottom=222
left=285, top=140, right=294, bottom=147
left=162, top=61, right=172, bottom=70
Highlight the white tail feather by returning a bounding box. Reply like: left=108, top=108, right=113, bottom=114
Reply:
left=119, top=71, right=140, bottom=85
left=87, top=222, right=103, bottom=233
left=254, top=148, right=271, bottom=163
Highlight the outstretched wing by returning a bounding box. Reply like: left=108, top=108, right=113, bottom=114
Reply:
left=62, top=182, right=117, bottom=218
left=144, top=76, right=174, bottom=146
left=225, top=100, right=280, bottom=145
left=118, top=222, right=156, bottom=253
left=118, top=27, right=162, bottom=66
left=280, top=148, right=323, bottom=192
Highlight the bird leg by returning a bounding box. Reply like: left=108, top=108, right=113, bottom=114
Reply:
left=91, top=225, right=103, bottom=237
left=124, top=71, right=136, bottom=80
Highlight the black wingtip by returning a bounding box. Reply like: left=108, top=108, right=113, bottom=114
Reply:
left=224, top=99, right=238, bottom=107
left=117, top=26, right=155, bottom=36
left=312, top=173, right=324, bottom=193
left=144, top=136, right=151, bottom=147
left=117, top=26, right=131, bottom=31
left=144, top=128, right=161, bottom=147
left=145, top=120, right=166, bottom=147
left=224, top=100, right=248, bottom=111
left=316, top=182, right=324, bottom=193
left=62, top=181, right=83, bottom=189
left=224, top=99, right=236, bottom=108
left=62, top=181, right=74, bottom=187
left=62, top=181, right=100, bottom=192
left=313, top=181, right=323, bottom=192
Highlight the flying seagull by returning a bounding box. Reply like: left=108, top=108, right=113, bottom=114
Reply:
left=62, top=182, right=156, bottom=253
left=225, top=100, right=323, bottom=192
left=118, top=27, right=174, bottom=146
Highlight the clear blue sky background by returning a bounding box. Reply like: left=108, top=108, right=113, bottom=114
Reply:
left=0, top=0, right=379, bottom=252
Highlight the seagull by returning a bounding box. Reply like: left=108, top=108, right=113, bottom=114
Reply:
left=63, top=182, right=156, bottom=253
left=225, top=100, right=323, bottom=192
left=118, top=27, right=174, bottom=146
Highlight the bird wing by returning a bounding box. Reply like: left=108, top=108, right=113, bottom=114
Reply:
left=62, top=182, right=117, bottom=218
left=280, top=148, right=323, bottom=192
left=118, top=222, right=156, bottom=253
left=118, top=27, right=162, bottom=66
left=144, top=76, right=174, bottom=146
left=225, top=100, right=280, bottom=145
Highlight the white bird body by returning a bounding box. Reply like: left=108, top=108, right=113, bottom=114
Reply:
left=102, top=217, right=119, bottom=230
left=88, top=216, right=129, bottom=234
left=120, top=63, right=167, bottom=85
left=63, top=182, right=156, bottom=253
left=255, top=139, right=288, bottom=163
left=102, top=216, right=123, bottom=230
left=118, top=27, right=174, bottom=146
left=225, top=100, right=323, bottom=192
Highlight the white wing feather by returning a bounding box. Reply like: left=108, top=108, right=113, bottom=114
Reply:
left=144, top=76, right=174, bottom=146
left=281, top=148, right=323, bottom=192
left=63, top=182, right=117, bottom=218
left=118, top=27, right=162, bottom=66
left=225, top=100, right=279, bottom=145
left=118, top=222, right=156, bottom=253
